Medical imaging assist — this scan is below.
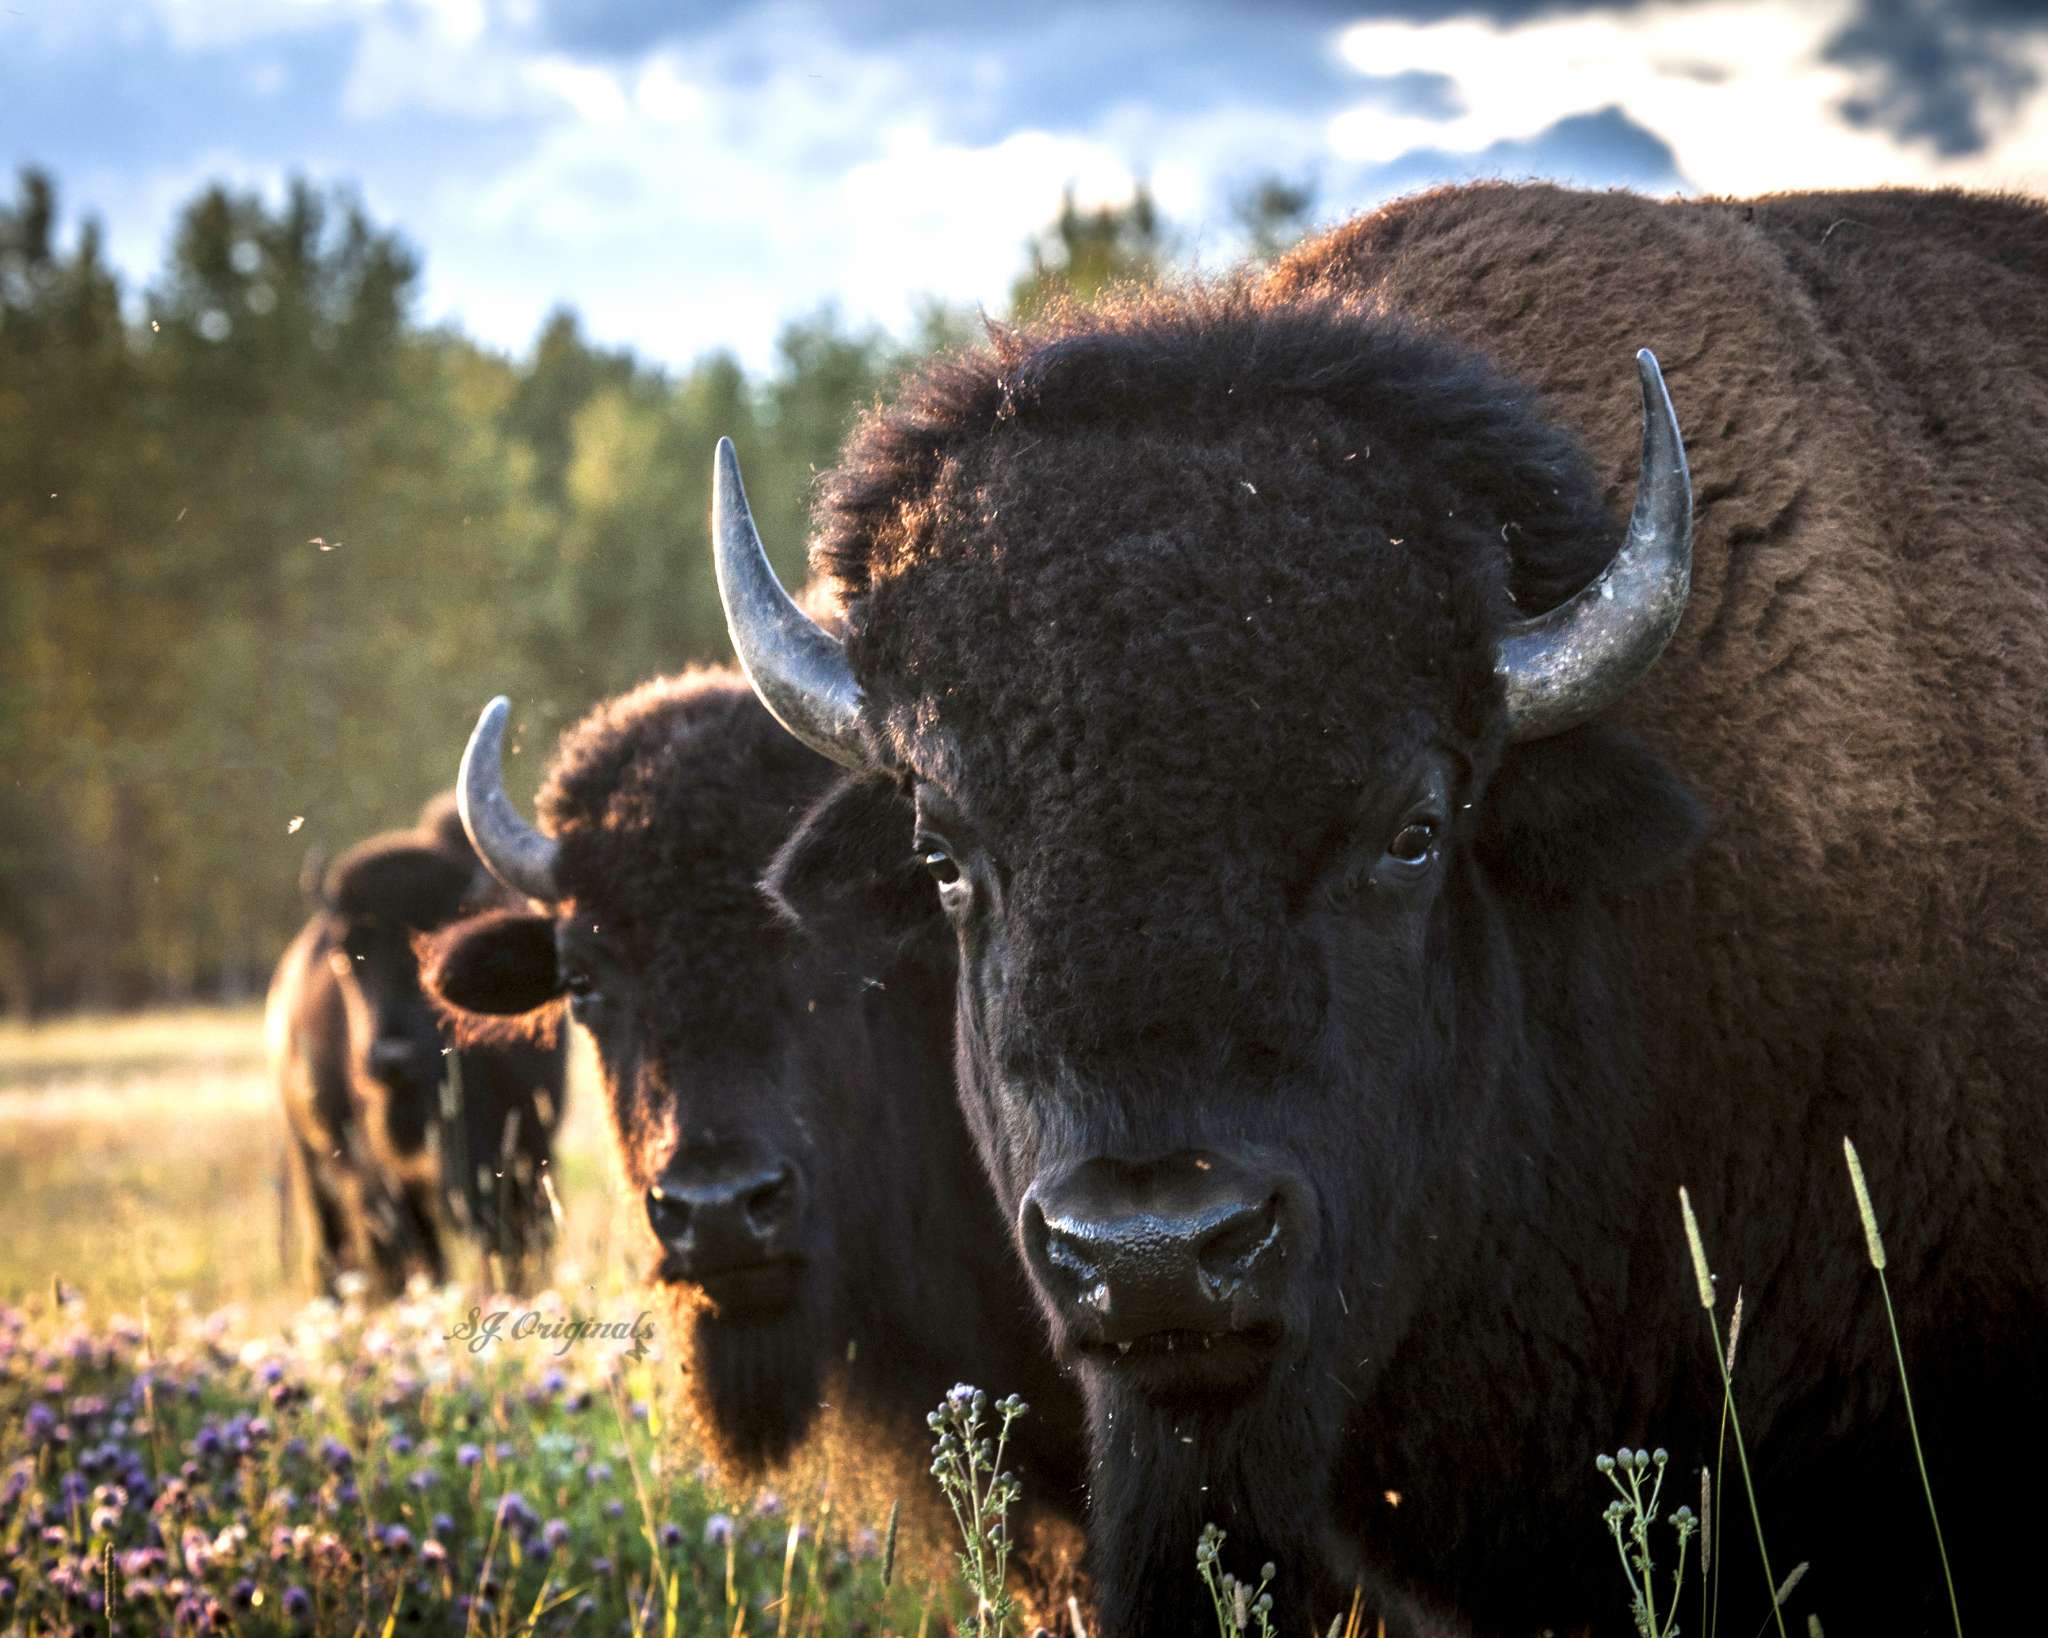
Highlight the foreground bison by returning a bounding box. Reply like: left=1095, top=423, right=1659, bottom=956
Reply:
left=712, top=184, right=2048, bottom=1635
left=267, top=795, right=567, bottom=1297
left=422, top=675, right=1084, bottom=1574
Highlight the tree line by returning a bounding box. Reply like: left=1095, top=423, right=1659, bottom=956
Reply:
left=0, top=168, right=1312, bottom=1015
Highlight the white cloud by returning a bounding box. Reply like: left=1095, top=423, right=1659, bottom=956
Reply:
left=1333, top=0, right=2048, bottom=196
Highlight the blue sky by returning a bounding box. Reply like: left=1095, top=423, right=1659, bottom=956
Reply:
left=5, top=1, right=2045, bottom=372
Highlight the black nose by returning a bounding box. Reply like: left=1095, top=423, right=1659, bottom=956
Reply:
left=367, top=1037, right=430, bottom=1079
left=646, top=1163, right=800, bottom=1279
left=1022, top=1152, right=1292, bottom=1347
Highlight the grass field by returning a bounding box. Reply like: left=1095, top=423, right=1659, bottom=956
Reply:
left=0, top=1007, right=634, bottom=1323
left=0, top=1008, right=973, bottom=1635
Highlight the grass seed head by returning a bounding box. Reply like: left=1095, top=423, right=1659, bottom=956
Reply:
left=1842, top=1137, right=1887, bottom=1271
left=1679, top=1187, right=1716, bottom=1310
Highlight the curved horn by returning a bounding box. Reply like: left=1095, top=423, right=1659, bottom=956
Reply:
left=457, top=697, right=561, bottom=902
left=1496, top=349, right=1693, bottom=741
left=711, top=436, right=868, bottom=769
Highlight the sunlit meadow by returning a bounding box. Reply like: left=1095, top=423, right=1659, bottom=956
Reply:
left=0, top=1010, right=963, bottom=1634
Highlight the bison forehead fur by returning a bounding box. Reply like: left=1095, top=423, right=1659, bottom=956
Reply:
left=539, top=671, right=831, bottom=1044
left=782, top=183, right=2048, bottom=1637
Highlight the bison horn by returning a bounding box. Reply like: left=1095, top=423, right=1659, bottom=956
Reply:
left=1496, top=349, right=1693, bottom=740
left=711, top=437, right=868, bottom=769
left=457, top=696, right=561, bottom=903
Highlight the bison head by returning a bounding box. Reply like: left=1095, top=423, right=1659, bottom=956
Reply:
left=315, top=825, right=482, bottom=1165
left=424, top=673, right=953, bottom=1471
left=717, top=293, right=1706, bottom=1625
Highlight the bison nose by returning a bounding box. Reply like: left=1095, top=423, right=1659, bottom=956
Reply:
left=367, top=1037, right=430, bottom=1079
left=646, top=1163, right=800, bottom=1279
left=1021, top=1152, right=1291, bottom=1348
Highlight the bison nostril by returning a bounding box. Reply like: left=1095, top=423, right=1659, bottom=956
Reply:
left=646, top=1187, right=691, bottom=1244
left=1195, top=1195, right=1282, bottom=1299
left=743, top=1168, right=794, bottom=1235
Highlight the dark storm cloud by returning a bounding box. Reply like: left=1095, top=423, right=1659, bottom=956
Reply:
left=1824, top=0, right=2045, bottom=157
left=1341, top=104, right=1687, bottom=200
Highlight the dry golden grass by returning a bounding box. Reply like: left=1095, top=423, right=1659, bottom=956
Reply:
left=0, top=1005, right=638, bottom=1323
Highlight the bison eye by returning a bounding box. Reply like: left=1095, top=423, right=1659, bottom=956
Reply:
left=563, top=969, right=599, bottom=1002
left=1386, top=818, right=1439, bottom=866
left=922, top=848, right=961, bottom=888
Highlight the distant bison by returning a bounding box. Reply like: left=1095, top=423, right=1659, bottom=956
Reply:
left=422, top=675, right=1084, bottom=1566
left=267, top=793, right=567, bottom=1298
left=712, top=184, right=2048, bottom=1635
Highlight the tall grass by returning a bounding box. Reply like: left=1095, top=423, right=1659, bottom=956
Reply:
left=1842, top=1137, right=1961, bottom=1636
left=1678, top=1187, right=1788, bottom=1638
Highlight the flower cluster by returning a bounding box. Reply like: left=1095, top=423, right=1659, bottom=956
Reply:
left=0, top=1286, right=927, bottom=1634
left=1195, top=1522, right=1278, bottom=1637
left=926, top=1385, right=1029, bottom=1637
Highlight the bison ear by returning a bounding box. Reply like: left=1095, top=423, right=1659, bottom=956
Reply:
left=764, top=771, right=938, bottom=958
left=419, top=910, right=562, bottom=1018
left=1477, top=724, right=1707, bottom=903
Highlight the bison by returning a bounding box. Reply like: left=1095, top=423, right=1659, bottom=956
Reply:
left=267, top=793, right=567, bottom=1298
left=421, top=673, right=1084, bottom=1576
left=710, top=184, right=2048, bottom=1635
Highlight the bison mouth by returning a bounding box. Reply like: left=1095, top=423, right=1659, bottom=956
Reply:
left=1075, top=1322, right=1284, bottom=1396
left=668, top=1258, right=808, bottom=1319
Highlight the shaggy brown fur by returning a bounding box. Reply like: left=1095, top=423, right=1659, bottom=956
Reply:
left=767, top=185, right=2048, bottom=1637
left=420, top=672, right=1086, bottom=1607
left=267, top=797, right=566, bottom=1299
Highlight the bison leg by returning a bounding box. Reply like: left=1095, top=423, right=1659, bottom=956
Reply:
left=283, top=1131, right=351, bottom=1298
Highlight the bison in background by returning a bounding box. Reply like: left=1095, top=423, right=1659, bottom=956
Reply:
left=711, top=184, right=2048, bottom=1635
left=421, top=674, right=1085, bottom=1600
left=266, top=792, right=566, bottom=1298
